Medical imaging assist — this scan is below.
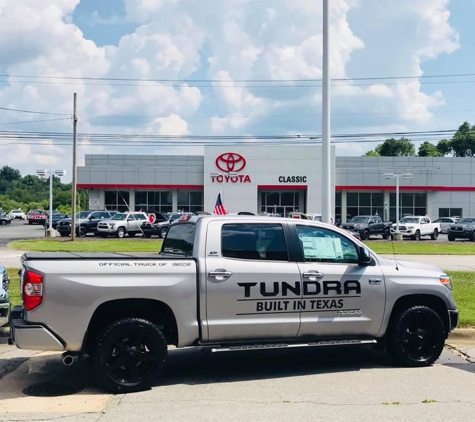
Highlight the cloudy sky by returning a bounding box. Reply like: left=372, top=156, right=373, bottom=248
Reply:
left=0, top=0, right=473, bottom=179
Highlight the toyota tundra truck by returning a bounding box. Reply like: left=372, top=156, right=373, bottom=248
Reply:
left=10, top=215, right=458, bottom=393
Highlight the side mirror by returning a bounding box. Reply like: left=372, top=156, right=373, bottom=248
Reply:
left=358, top=246, right=373, bottom=266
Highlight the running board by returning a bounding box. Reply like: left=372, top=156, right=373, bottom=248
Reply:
left=205, top=339, right=377, bottom=353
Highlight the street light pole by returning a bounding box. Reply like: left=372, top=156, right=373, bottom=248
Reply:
left=49, top=173, right=54, bottom=232
left=321, top=0, right=332, bottom=224
left=395, top=174, right=400, bottom=233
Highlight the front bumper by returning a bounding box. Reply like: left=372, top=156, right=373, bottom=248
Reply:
left=97, top=226, right=117, bottom=234
left=448, top=309, right=459, bottom=332
left=448, top=231, right=471, bottom=239
left=10, top=306, right=65, bottom=351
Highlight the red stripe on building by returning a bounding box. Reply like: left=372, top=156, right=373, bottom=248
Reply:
left=336, top=185, right=475, bottom=192
left=77, top=184, right=204, bottom=189
left=257, top=185, right=308, bottom=190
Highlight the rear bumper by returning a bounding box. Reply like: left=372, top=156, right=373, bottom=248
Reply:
left=448, top=309, right=459, bottom=332
left=0, top=301, right=10, bottom=327
left=10, top=306, right=65, bottom=351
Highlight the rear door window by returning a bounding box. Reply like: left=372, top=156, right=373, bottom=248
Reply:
left=161, top=223, right=196, bottom=256
left=221, top=223, right=289, bottom=261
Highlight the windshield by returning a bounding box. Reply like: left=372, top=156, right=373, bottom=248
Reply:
left=111, top=213, right=127, bottom=220
left=458, top=218, right=475, bottom=224
left=400, top=217, right=420, bottom=223
left=76, top=211, right=91, bottom=219
left=350, top=217, right=369, bottom=223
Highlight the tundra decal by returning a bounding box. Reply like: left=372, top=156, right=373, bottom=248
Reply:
left=236, top=280, right=361, bottom=315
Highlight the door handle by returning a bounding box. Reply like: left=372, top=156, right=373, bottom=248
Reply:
left=209, top=269, right=233, bottom=280
left=302, top=271, right=324, bottom=280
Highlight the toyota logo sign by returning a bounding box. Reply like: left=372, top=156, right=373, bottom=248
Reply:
left=215, top=152, right=246, bottom=173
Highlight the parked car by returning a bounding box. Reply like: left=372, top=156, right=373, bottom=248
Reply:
left=27, top=209, right=47, bottom=225
left=141, top=212, right=191, bottom=238
left=57, top=210, right=117, bottom=237
left=390, top=216, right=440, bottom=241
left=434, top=217, right=460, bottom=234
left=342, top=215, right=392, bottom=240
left=0, top=263, right=9, bottom=327
left=306, top=213, right=323, bottom=221
left=10, top=215, right=458, bottom=393
left=44, top=213, right=70, bottom=230
left=0, top=212, right=11, bottom=226
left=8, top=209, right=26, bottom=220
left=447, top=217, right=475, bottom=241
left=97, top=212, right=149, bottom=238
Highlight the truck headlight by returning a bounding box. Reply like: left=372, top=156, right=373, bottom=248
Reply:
left=407, top=226, right=414, bottom=229
left=440, top=275, right=452, bottom=290
left=110, top=223, right=116, bottom=228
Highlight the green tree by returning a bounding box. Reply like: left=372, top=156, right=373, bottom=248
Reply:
left=363, top=150, right=380, bottom=156
left=375, top=137, right=416, bottom=157
left=437, top=139, right=452, bottom=156
left=0, top=166, right=22, bottom=194
left=450, top=122, right=475, bottom=157
left=418, top=141, right=444, bottom=157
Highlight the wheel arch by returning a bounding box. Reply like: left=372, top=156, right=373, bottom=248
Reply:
left=384, top=294, right=449, bottom=337
left=82, top=298, right=179, bottom=354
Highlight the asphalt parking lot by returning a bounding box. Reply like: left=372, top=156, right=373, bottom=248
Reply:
left=0, top=343, right=473, bottom=422
left=0, top=219, right=45, bottom=246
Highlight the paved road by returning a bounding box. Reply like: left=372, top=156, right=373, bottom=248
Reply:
left=0, top=220, right=45, bottom=246
left=0, top=344, right=473, bottom=422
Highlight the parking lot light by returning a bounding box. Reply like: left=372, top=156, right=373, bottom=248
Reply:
left=383, top=172, right=413, bottom=239
left=36, top=169, right=67, bottom=237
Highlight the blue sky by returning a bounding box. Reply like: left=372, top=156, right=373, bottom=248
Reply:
left=0, top=0, right=474, bottom=176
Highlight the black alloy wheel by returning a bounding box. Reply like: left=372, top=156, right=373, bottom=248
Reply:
left=79, top=227, right=87, bottom=238
left=0, top=220, right=6, bottom=226
left=383, top=228, right=390, bottom=239
left=386, top=306, right=445, bottom=367
left=92, top=318, right=167, bottom=393
left=159, top=227, right=168, bottom=238
left=362, top=230, right=370, bottom=241
left=431, top=229, right=438, bottom=240
left=413, top=230, right=421, bottom=241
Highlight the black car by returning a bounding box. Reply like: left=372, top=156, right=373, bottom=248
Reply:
left=0, top=212, right=11, bottom=226
left=57, top=210, right=117, bottom=237
left=447, top=217, right=475, bottom=241
left=44, top=213, right=70, bottom=230
left=342, top=215, right=392, bottom=240
left=141, top=213, right=190, bottom=238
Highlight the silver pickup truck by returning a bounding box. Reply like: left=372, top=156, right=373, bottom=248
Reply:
left=10, top=216, right=458, bottom=393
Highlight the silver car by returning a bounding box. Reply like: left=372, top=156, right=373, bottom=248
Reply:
left=97, top=212, right=149, bottom=238
left=434, top=217, right=459, bottom=234
left=0, top=264, right=10, bottom=327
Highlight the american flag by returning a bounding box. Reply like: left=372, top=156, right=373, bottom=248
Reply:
left=213, top=193, right=227, bottom=215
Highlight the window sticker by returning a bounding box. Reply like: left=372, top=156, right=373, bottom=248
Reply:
left=300, top=236, right=344, bottom=260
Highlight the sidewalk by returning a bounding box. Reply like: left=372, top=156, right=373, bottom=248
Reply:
left=0, top=249, right=25, bottom=268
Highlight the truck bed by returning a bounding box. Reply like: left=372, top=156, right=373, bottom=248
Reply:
left=22, top=252, right=170, bottom=260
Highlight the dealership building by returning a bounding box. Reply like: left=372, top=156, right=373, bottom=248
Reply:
left=77, top=145, right=475, bottom=223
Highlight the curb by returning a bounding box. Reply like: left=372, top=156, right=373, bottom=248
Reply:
left=448, top=328, right=475, bottom=341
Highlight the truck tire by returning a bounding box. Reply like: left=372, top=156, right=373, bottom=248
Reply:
left=431, top=229, right=438, bottom=240
left=92, top=317, right=167, bottom=394
left=143, top=233, right=152, bottom=239
left=471, top=232, right=475, bottom=242
left=448, top=234, right=455, bottom=242
left=383, top=228, right=390, bottom=240
left=116, top=227, right=126, bottom=238
left=386, top=306, right=445, bottom=367
left=412, top=230, right=421, bottom=241
left=79, top=227, right=87, bottom=238
left=0, top=220, right=6, bottom=226
left=159, top=227, right=168, bottom=238
left=362, top=230, right=370, bottom=241
left=128, top=232, right=136, bottom=237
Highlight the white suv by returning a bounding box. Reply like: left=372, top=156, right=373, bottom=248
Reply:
left=8, top=209, right=26, bottom=220
left=97, top=212, right=149, bottom=238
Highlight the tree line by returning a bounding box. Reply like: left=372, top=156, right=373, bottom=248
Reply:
left=364, top=121, right=475, bottom=157
left=0, top=166, right=87, bottom=214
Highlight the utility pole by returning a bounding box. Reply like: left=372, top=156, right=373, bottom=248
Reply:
left=71, top=93, right=78, bottom=241
left=321, top=0, right=332, bottom=224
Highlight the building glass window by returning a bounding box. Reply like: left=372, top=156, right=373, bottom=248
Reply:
left=389, top=193, right=427, bottom=222
left=260, top=191, right=303, bottom=216
left=178, top=191, right=203, bottom=214
left=345, top=192, right=384, bottom=220
left=135, top=191, right=173, bottom=213
left=105, top=191, right=130, bottom=212
left=335, top=192, right=342, bottom=223
left=439, top=208, right=463, bottom=218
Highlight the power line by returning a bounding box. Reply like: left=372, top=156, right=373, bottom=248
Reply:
left=0, top=106, right=70, bottom=116
left=2, top=72, right=475, bottom=83
left=0, top=117, right=70, bottom=126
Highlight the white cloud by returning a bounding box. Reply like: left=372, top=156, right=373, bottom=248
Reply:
left=0, top=0, right=464, bottom=177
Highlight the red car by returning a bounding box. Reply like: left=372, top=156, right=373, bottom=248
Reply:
left=28, top=209, right=47, bottom=225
